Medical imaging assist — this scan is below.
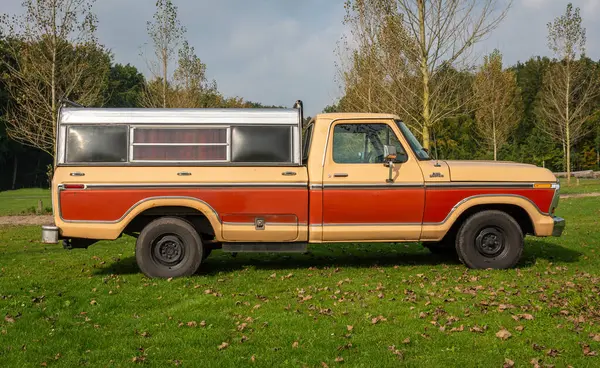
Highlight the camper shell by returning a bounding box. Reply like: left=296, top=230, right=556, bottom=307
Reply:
left=55, top=104, right=304, bottom=167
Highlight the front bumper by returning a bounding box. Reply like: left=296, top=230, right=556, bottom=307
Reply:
left=552, top=216, right=566, bottom=237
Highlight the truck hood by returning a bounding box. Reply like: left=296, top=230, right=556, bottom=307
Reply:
left=444, top=160, right=557, bottom=183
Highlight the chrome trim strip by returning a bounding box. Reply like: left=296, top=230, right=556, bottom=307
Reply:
left=58, top=193, right=222, bottom=224
left=425, top=182, right=536, bottom=188
left=80, top=182, right=308, bottom=189
left=223, top=222, right=307, bottom=227
left=310, top=184, right=323, bottom=190
left=323, top=183, right=424, bottom=189
left=322, top=222, right=422, bottom=227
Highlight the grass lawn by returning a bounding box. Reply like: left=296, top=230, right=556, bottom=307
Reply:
left=559, top=178, right=600, bottom=195
left=0, top=197, right=599, bottom=367
left=0, top=188, right=52, bottom=216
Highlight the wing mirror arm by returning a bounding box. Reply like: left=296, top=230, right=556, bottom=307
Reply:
left=383, top=145, right=397, bottom=183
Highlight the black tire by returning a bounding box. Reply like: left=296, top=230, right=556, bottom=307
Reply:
left=423, top=239, right=455, bottom=255
left=135, top=217, right=203, bottom=279
left=202, top=247, right=212, bottom=261
left=455, top=210, right=523, bottom=269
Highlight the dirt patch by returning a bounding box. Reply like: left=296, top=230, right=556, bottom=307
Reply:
left=0, top=215, right=54, bottom=226
left=560, top=192, right=600, bottom=199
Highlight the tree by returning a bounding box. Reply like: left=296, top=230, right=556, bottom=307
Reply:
left=0, top=0, right=109, bottom=161
left=142, top=0, right=186, bottom=108
left=105, top=63, right=145, bottom=107
left=535, top=3, right=600, bottom=183
left=337, top=0, right=512, bottom=149
left=172, top=40, right=218, bottom=108
left=473, top=50, right=522, bottom=160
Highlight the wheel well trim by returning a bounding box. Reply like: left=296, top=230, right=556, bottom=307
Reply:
left=422, top=194, right=546, bottom=241
left=58, top=196, right=222, bottom=235
left=429, top=194, right=547, bottom=226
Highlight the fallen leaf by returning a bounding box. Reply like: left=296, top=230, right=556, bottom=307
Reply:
left=503, top=358, right=515, bottom=368
left=90, top=300, right=97, bottom=306
left=218, top=342, right=229, bottom=351
left=347, top=325, right=353, bottom=332
left=371, top=315, right=387, bottom=324
left=250, top=355, right=256, bottom=362
left=546, top=349, right=560, bottom=357
left=496, top=328, right=512, bottom=340
left=4, top=315, right=15, bottom=323
left=321, top=362, right=329, bottom=368
left=187, top=321, right=197, bottom=327
left=292, top=341, right=299, bottom=348
left=515, top=326, right=525, bottom=332
left=583, top=344, right=598, bottom=356
left=402, top=338, right=411, bottom=344
left=335, top=357, right=344, bottom=362
left=240, top=336, right=248, bottom=343
left=589, top=333, right=600, bottom=342
left=200, top=320, right=206, bottom=327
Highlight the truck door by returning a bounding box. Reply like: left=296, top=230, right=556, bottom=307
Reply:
left=321, top=120, right=425, bottom=242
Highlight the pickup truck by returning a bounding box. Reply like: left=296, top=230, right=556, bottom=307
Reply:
left=42, top=101, right=565, bottom=278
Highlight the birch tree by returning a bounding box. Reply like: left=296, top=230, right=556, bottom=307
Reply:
left=535, top=3, right=600, bottom=183
left=172, top=40, right=218, bottom=108
left=337, top=0, right=512, bottom=149
left=473, top=50, right=522, bottom=160
left=0, top=0, right=108, bottom=160
left=142, top=0, right=186, bottom=108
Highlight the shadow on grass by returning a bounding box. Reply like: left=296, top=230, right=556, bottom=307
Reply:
left=93, top=239, right=582, bottom=277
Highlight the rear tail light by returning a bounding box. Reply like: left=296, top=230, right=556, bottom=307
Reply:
left=63, top=184, right=86, bottom=189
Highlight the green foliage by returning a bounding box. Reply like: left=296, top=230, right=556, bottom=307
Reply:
left=104, top=63, right=145, bottom=107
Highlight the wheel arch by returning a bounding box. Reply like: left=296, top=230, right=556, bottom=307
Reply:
left=423, top=195, right=544, bottom=242
left=118, top=197, right=221, bottom=239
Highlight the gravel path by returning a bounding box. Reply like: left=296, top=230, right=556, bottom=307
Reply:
left=0, top=215, right=54, bottom=226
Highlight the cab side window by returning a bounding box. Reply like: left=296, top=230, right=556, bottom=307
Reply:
left=332, top=123, right=408, bottom=164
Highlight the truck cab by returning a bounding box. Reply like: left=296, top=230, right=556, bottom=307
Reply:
left=42, top=102, right=565, bottom=278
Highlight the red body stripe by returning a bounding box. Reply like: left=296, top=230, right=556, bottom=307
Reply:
left=322, top=188, right=426, bottom=224
left=59, top=188, right=308, bottom=222
left=59, top=187, right=555, bottom=226
left=309, top=189, right=323, bottom=225
left=423, top=188, right=554, bottom=223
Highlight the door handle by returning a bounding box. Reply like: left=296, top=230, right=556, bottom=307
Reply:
left=70, top=172, right=85, bottom=177
left=177, top=171, right=192, bottom=176
left=282, top=171, right=297, bottom=176
left=333, top=173, right=348, bottom=178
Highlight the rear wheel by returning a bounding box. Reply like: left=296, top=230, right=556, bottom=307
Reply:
left=455, top=210, right=524, bottom=269
left=135, top=217, right=204, bottom=278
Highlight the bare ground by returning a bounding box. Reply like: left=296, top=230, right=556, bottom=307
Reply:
left=0, top=215, right=53, bottom=226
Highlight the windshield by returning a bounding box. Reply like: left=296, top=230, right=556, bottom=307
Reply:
left=395, top=120, right=431, bottom=160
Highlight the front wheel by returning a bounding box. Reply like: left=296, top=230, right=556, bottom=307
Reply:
left=455, top=210, right=524, bottom=269
left=135, top=217, right=204, bottom=278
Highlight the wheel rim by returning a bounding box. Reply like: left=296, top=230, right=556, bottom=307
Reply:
left=151, top=234, right=186, bottom=268
left=475, top=227, right=506, bottom=258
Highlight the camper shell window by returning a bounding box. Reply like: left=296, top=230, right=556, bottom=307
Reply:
left=66, top=125, right=128, bottom=163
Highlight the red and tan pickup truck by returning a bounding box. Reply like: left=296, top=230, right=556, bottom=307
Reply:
left=42, top=101, right=565, bottom=278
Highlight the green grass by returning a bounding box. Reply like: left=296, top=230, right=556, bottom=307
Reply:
left=559, top=178, right=600, bottom=195
left=0, top=198, right=599, bottom=367
left=0, top=188, right=52, bottom=216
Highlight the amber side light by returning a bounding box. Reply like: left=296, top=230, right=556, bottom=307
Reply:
left=533, top=183, right=553, bottom=189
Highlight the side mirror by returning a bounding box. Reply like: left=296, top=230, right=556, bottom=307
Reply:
left=384, top=145, right=397, bottom=161
left=383, top=145, right=396, bottom=183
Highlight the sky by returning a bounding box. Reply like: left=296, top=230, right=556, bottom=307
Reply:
left=2, top=0, right=600, bottom=116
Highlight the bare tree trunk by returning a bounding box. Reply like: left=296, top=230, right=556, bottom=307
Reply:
left=565, top=61, right=571, bottom=185
left=51, top=4, right=57, bottom=163
left=418, top=0, right=431, bottom=150
left=12, top=155, right=18, bottom=190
